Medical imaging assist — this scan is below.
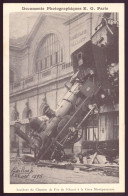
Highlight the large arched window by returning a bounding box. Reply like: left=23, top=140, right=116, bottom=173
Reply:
left=36, top=34, right=63, bottom=72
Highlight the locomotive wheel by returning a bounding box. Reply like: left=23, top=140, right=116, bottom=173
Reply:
left=29, top=135, right=42, bottom=150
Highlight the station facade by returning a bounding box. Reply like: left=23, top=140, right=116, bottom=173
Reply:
left=10, top=12, right=119, bottom=154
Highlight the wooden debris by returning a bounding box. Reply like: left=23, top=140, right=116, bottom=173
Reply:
left=89, top=152, right=97, bottom=164
left=36, top=159, right=119, bottom=177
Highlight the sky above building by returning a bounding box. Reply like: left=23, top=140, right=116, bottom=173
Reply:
left=9, top=12, right=73, bottom=40
left=10, top=13, right=40, bottom=39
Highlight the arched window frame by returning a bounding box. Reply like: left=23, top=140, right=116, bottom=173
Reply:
left=22, top=102, right=32, bottom=119
left=11, top=103, right=19, bottom=121
left=35, top=33, right=64, bottom=72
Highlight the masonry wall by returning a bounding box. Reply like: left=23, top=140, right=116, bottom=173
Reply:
left=10, top=13, right=119, bottom=153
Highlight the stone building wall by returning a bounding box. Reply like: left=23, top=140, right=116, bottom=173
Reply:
left=9, top=12, right=119, bottom=153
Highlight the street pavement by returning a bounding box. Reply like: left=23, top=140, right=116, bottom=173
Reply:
left=10, top=159, right=119, bottom=184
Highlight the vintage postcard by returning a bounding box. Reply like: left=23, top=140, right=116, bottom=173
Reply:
left=3, top=3, right=125, bottom=193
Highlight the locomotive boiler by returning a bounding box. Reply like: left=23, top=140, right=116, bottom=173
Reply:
left=14, top=17, right=119, bottom=162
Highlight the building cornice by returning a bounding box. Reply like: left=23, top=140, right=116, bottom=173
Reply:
left=10, top=73, right=72, bottom=102
left=10, top=45, right=28, bottom=52
left=64, top=13, right=89, bottom=25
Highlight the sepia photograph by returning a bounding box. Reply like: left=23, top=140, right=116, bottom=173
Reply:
left=3, top=3, right=125, bottom=193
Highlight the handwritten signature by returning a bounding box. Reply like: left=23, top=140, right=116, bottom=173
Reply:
left=10, top=166, right=33, bottom=178
left=10, top=166, right=43, bottom=179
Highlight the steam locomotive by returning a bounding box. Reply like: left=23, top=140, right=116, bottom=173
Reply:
left=14, top=16, right=119, bottom=162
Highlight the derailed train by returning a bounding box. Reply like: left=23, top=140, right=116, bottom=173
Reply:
left=14, top=16, right=119, bottom=162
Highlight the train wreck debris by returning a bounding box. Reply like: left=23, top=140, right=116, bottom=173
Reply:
left=13, top=17, right=119, bottom=168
